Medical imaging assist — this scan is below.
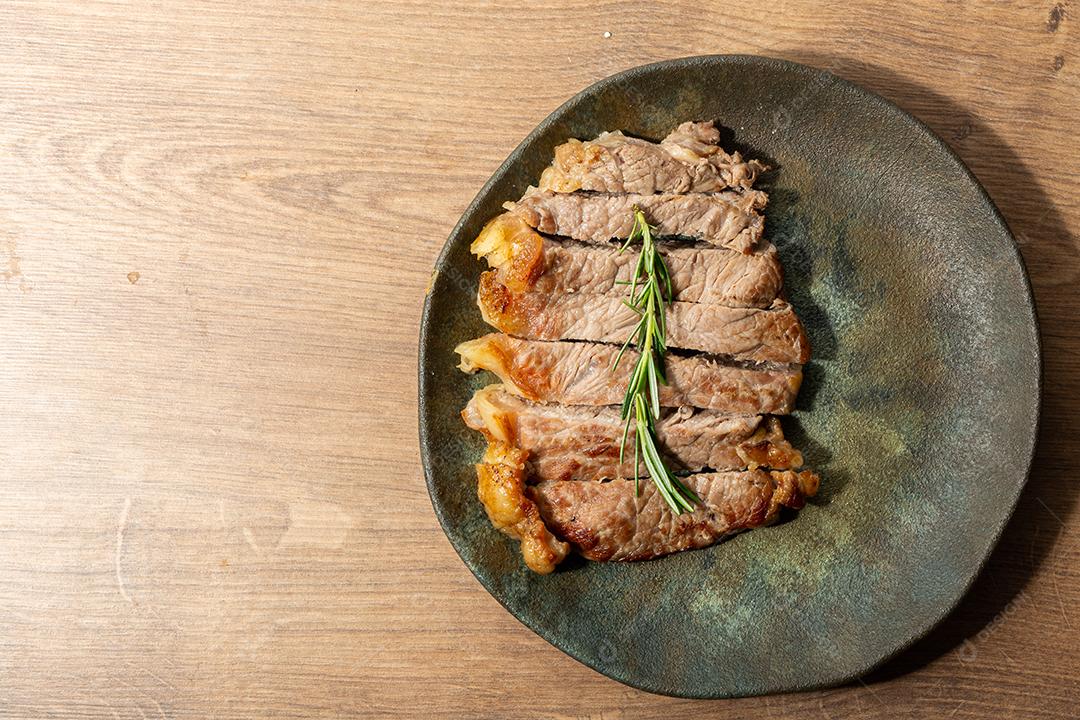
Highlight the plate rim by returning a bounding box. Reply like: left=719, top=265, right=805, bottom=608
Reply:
left=417, top=53, right=1042, bottom=698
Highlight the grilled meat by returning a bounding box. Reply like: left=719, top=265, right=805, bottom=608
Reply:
left=455, top=334, right=802, bottom=414
left=537, top=121, right=767, bottom=194
left=529, top=469, right=819, bottom=562
left=455, top=121, right=819, bottom=570
left=478, top=272, right=809, bottom=364
left=462, top=384, right=803, bottom=482
left=471, top=213, right=782, bottom=307
left=507, top=188, right=767, bottom=254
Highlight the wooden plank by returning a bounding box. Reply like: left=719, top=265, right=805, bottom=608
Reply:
left=0, top=1, right=1076, bottom=717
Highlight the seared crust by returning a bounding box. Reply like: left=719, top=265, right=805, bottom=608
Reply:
left=475, top=442, right=570, bottom=574
left=528, top=469, right=819, bottom=562
left=478, top=272, right=810, bottom=365
left=469, top=214, right=547, bottom=294
left=455, top=334, right=802, bottom=414
left=462, top=385, right=803, bottom=481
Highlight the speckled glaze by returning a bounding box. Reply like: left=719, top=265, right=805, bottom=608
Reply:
left=417, top=56, right=1040, bottom=698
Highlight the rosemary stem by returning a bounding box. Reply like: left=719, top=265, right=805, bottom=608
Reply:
left=614, top=208, right=699, bottom=514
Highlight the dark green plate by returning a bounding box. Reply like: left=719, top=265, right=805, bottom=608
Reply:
left=418, top=55, right=1040, bottom=698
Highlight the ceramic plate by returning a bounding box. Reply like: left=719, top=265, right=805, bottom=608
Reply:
left=417, top=55, right=1040, bottom=698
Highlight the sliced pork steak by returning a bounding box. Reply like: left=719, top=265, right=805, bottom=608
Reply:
left=472, top=213, right=783, bottom=307
left=462, top=384, right=803, bottom=482
left=455, top=334, right=802, bottom=414
left=538, top=121, right=767, bottom=194
left=478, top=272, right=810, bottom=365
left=529, top=469, right=819, bottom=562
left=507, top=188, right=767, bottom=254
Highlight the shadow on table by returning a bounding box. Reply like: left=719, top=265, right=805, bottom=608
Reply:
left=776, top=51, right=1079, bottom=684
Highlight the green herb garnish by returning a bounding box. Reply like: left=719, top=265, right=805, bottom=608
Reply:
left=612, top=209, right=700, bottom=513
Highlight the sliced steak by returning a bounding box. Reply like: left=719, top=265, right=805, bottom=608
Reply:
left=507, top=188, right=767, bottom=254
left=538, top=121, right=767, bottom=194
left=478, top=272, right=810, bottom=365
left=529, top=469, right=819, bottom=562
left=462, top=385, right=803, bottom=482
left=475, top=441, right=569, bottom=574
left=472, top=213, right=783, bottom=307
left=455, top=334, right=802, bottom=414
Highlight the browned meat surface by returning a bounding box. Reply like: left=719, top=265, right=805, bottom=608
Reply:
left=475, top=441, right=570, bottom=574
left=507, top=188, right=767, bottom=254
left=455, top=334, right=802, bottom=414
left=478, top=272, right=810, bottom=365
left=529, top=469, right=819, bottom=561
left=537, top=121, right=767, bottom=194
left=462, top=385, right=803, bottom=482
left=471, top=213, right=782, bottom=307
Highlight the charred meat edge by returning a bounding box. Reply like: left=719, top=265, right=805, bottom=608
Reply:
left=475, top=441, right=570, bottom=574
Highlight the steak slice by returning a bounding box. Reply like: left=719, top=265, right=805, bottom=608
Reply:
left=475, top=441, right=569, bottom=574
left=472, top=213, right=783, bottom=307
left=462, top=385, right=803, bottom=482
left=529, top=469, right=819, bottom=562
left=538, top=121, right=767, bottom=194
left=455, top=334, right=802, bottom=414
left=507, top=188, right=767, bottom=254
left=478, top=272, right=810, bottom=365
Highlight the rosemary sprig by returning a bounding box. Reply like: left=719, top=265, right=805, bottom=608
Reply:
left=612, top=209, right=699, bottom=513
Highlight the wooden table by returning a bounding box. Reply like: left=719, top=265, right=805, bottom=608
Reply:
left=1, top=2, right=1076, bottom=717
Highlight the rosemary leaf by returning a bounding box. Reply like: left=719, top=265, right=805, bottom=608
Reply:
left=614, top=208, right=699, bottom=514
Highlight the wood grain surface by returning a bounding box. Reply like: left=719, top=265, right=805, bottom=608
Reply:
left=0, top=1, right=1077, bottom=717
